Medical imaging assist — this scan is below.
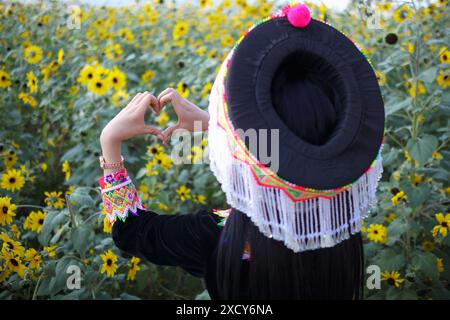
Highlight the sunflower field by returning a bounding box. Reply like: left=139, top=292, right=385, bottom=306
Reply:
left=0, top=0, right=449, bottom=300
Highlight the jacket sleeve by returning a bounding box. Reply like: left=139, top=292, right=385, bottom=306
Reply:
left=97, top=168, right=222, bottom=277
left=111, top=208, right=222, bottom=277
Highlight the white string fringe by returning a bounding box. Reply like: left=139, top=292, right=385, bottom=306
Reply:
left=208, top=75, right=383, bottom=253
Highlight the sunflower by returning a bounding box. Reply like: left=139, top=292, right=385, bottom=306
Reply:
left=30, top=210, right=46, bottom=233
left=44, top=245, right=57, bottom=258
left=366, top=224, right=388, bottom=244
left=432, top=212, right=450, bottom=237
left=439, top=47, right=449, bottom=64
left=422, top=240, right=435, bottom=252
left=147, top=144, right=163, bottom=156
left=108, top=66, right=126, bottom=91
left=1, top=169, right=25, bottom=191
left=1, top=232, right=24, bottom=256
left=375, top=70, right=386, bottom=86
left=0, top=69, right=12, bottom=88
left=112, top=90, right=129, bottom=107
left=4, top=151, right=17, bottom=169
left=391, top=190, right=407, bottom=205
left=101, top=249, right=118, bottom=277
left=18, top=92, right=37, bottom=108
left=436, top=69, right=449, bottom=88
left=103, top=216, right=112, bottom=234
left=24, top=44, right=43, bottom=64
left=24, top=248, right=42, bottom=270
left=44, top=191, right=65, bottom=209
left=199, top=0, right=213, bottom=9
left=437, top=258, right=444, bottom=273
left=77, top=64, right=96, bottom=85
left=3, top=250, right=26, bottom=279
left=384, top=212, right=397, bottom=223
left=127, top=256, right=141, bottom=281
left=57, top=48, right=64, bottom=65
left=193, top=194, right=206, bottom=204
left=153, top=152, right=172, bottom=171
left=157, top=111, right=169, bottom=127
left=117, top=28, right=134, bottom=42
left=173, top=21, right=189, bottom=40
left=221, top=35, right=234, bottom=48
left=187, top=146, right=203, bottom=164
left=407, top=80, right=426, bottom=98
left=10, top=224, right=21, bottom=239
left=141, top=69, right=155, bottom=83
left=377, top=2, right=392, bottom=11
left=0, top=196, right=16, bottom=226
left=176, top=185, right=191, bottom=202
left=381, top=271, right=405, bottom=287
left=393, top=4, right=413, bottom=24
left=62, top=160, right=71, bottom=181
left=26, top=71, right=38, bottom=93
left=145, top=161, right=158, bottom=176
left=176, top=81, right=189, bottom=98
left=88, top=76, right=110, bottom=96
left=105, top=43, right=123, bottom=61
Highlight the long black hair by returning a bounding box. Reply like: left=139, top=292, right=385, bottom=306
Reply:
left=216, top=209, right=364, bottom=299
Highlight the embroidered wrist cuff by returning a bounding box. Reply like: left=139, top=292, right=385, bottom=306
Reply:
left=98, top=168, right=146, bottom=224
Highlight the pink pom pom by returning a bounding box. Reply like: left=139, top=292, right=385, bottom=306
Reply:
left=287, top=4, right=311, bottom=28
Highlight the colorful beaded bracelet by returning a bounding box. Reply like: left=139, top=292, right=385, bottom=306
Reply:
left=98, top=168, right=146, bottom=224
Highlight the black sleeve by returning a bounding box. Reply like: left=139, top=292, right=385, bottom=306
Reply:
left=111, top=208, right=222, bottom=277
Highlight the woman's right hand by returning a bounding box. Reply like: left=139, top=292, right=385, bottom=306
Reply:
left=157, top=88, right=210, bottom=144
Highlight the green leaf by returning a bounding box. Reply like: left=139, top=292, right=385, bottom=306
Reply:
left=412, top=252, right=439, bottom=281
left=120, top=292, right=141, bottom=300
left=71, top=224, right=94, bottom=256
left=386, top=98, right=412, bottom=116
left=376, top=248, right=405, bottom=271
left=386, top=218, right=408, bottom=245
left=417, top=67, right=437, bottom=83
left=406, top=134, right=439, bottom=165
left=402, top=183, right=430, bottom=209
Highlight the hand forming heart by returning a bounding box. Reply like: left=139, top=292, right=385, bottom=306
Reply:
left=100, top=89, right=209, bottom=145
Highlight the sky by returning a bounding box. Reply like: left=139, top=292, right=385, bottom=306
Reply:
left=57, top=0, right=351, bottom=11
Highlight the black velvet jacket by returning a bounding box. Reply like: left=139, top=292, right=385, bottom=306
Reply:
left=112, top=208, right=224, bottom=299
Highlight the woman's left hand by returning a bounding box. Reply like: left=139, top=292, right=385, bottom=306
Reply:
left=100, top=91, right=164, bottom=144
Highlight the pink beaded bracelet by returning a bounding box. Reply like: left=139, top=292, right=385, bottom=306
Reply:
left=99, top=155, right=124, bottom=170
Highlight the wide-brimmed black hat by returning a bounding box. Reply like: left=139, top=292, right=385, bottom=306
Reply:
left=208, top=3, right=385, bottom=252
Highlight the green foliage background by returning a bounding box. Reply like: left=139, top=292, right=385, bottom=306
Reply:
left=0, top=0, right=449, bottom=300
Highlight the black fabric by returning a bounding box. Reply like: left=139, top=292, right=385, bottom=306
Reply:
left=112, top=208, right=223, bottom=299
left=225, top=17, right=384, bottom=190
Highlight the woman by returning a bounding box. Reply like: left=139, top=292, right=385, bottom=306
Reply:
left=97, top=3, right=384, bottom=300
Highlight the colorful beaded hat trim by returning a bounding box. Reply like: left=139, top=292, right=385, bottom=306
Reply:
left=98, top=168, right=146, bottom=224
left=207, top=3, right=384, bottom=252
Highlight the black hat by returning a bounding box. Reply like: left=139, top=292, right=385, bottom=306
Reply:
left=208, top=3, right=385, bottom=252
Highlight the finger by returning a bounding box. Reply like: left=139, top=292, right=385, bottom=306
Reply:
left=148, top=94, right=161, bottom=115
left=124, top=92, right=142, bottom=110
left=134, top=91, right=150, bottom=108
left=157, top=87, right=174, bottom=101
left=142, top=125, right=164, bottom=140
left=158, top=91, right=174, bottom=111
left=161, top=124, right=179, bottom=144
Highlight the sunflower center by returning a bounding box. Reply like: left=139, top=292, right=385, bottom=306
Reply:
left=112, top=77, right=118, bottom=83
left=10, top=258, right=19, bottom=267
left=96, top=82, right=102, bottom=88
left=441, top=222, right=448, bottom=228
left=107, top=258, right=112, bottom=266
left=2, top=206, right=8, bottom=214
left=387, top=278, right=396, bottom=285
left=1, top=76, right=6, bottom=81
left=88, top=73, right=93, bottom=79
left=374, top=230, right=378, bottom=234
left=39, top=219, right=44, bottom=225
left=444, top=55, right=448, bottom=61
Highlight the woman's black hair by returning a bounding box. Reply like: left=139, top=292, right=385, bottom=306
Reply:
left=216, top=49, right=364, bottom=299
left=216, top=209, right=364, bottom=299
